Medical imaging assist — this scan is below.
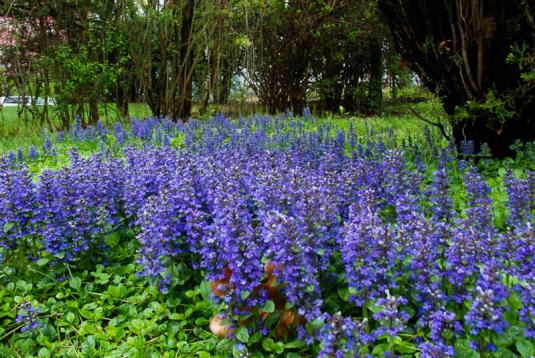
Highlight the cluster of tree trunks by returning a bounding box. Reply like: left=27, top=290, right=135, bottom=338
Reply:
left=249, top=0, right=387, bottom=115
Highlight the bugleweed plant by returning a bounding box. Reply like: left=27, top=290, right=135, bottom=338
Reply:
left=0, top=112, right=533, bottom=357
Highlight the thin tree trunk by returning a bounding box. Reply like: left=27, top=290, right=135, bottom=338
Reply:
left=217, top=57, right=232, bottom=104
left=116, top=82, right=129, bottom=117
left=178, top=0, right=195, bottom=120
left=89, top=97, right=99, bottom=125
left=368, top=41, right=383, bottom=114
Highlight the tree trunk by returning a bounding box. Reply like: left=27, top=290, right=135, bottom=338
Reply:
left=178, top=0, right=195, bottom=120
left=368, top=41, right=383, bottom=114
left=89, top=97, right=99, bottom=126
left=217, top=57, right=232, bottom=105
left=116, top=81, right=129, bottom=117
left=202, top=0, right=226, bottom=112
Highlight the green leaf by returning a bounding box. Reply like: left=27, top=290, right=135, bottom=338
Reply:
left=84, top=302, right=98, bottom=310
left=93, top=272, right=110, bottom=285
left=454, top=339, right=479, bottom=358
left=194, top=317, right=209, bottom=326
left=185, top=290, right=198, bottom=298
left=93, top=307, right=104, bottom=321
left=398, top=340, right=418, bottom=354
left=79, top=322, right=97, bottom=335
left=65, top=312, right=76, bottom=323
left=80, top=308, right=93, bottom=320
left=105, top=231, right=121, bottom=247
left=506, top=292, right=522, bottom=312
left=240, top=290, right=251, bottom=300
left=69, top=277, right=82, bottom=291
left=16, top=280, right=30, bottom=292
left=36, top=258, right=50, bottom=267
left=169, top=313, right=184, bottom=320
left=494, top=329, right=514, bottom=346
left=262, top=338, right=284, bottom=354
left=392, top=336, right=403, bottom=345
left=366, top=299, right=382, bottom=313
left=37, top=348, right=50, bottom=358
left=337, top=288, right=349, bottom=301
left=372, top=343, right=388, bottom=356
left=516, top=339, right=534, bottom=357
left=108, top=283, right=127, bottom=299
left=235, top=326, right=249, bottom=343
left=3, top=222, right=15, bottom=233
left=273, top=342, right=285, bottom=354
left=286, top=353, right=301, bottom=358
left=200, top=281, right=211, bottom=302
left=260, top=300, right=275, bottom=313
left=285, top=340, right=305, bottom=349
left=128, top=319, right=146, bottom=334
left=495, top=347, right=519, bottom=358
left=262, top=338, right=276, bottom=352
left=18, top=338, right=33, bottom=355
left=249, top=332, right=262, bottom=344
left=105, top=326, right=125, bottom=341
left=85, top=335, right=96, bottom=349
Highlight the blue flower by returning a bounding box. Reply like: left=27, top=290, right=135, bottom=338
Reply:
left=16, top=302, right=44, bottom=333
left=372, top=290, right=410, bottom=338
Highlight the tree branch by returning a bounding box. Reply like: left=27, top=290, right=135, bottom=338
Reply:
left=407, top=105, right=451, bottom=141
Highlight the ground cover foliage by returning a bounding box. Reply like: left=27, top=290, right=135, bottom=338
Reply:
left=0, top=112, right=534, bottom=357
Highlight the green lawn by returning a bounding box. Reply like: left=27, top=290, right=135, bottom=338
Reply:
left=0, top=103, right=154, bottom=137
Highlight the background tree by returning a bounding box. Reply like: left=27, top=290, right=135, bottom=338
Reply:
left=379, top=0, right=535, bottom=157
left=242, top=0, right=392, bottom=115
left=133, top=0, right=218, bottom=120
left=1, top=0, right=136, bottom=128
left=0, top=1, right=58, bottom=127
left=309, top=0, right=387, bottom=114
left=244, top=0, right=326, bottom=113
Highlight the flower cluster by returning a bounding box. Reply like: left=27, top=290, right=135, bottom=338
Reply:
left=465, top=260, right=509, bottom=336
left=16, top=302, right=44, bottom=333
left=0, top=114, right=533, bottom=356
left=317, top=312, right=372, bottom=357
left=418, top=309, right=461, bottom=357
left=372, top=290, right=410, bottom=338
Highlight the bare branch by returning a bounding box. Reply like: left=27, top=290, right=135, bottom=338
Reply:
left=407, top=105, right=451, bottom=141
